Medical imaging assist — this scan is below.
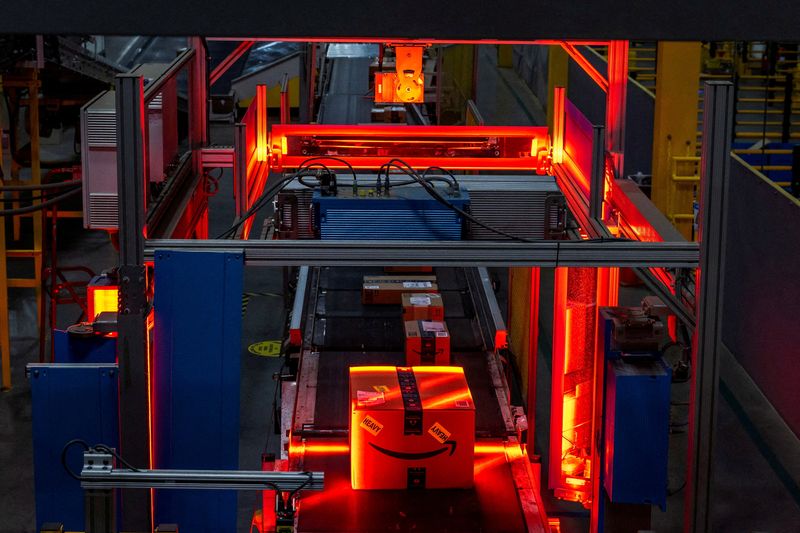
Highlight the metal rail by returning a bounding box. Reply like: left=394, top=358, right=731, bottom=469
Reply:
left=144, top=239, right=699, bottom=267
left=143, top=48, right=196, bottom=102
left=81, top=452, right=324, bottom=491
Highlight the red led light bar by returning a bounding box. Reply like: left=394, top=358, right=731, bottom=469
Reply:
left=269, top=124, right=551, bottom=173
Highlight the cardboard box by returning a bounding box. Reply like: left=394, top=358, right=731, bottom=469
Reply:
left=362, top=275, right=438, bottom=305
left=350, top=366, right=475, bottom=490
left=384, top=266, right=434, bottom=273
left=402, top=293, right=445, bottom=322
left=404, top=320, right=450, bottom=366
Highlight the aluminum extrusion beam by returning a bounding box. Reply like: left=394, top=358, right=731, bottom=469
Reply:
left=143, top=48, right=195, bottom=102
left=114, top=74, right=151, bottom=531
left=686, top=81, right=734, bottom=533
left=81, top=455, right=324, bottom=492
left=144, top=239, right=699, bottom=267
left=589, top=125, right=605, bottom=220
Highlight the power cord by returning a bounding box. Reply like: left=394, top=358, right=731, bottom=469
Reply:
left=61, top=438, right=90, bottom=481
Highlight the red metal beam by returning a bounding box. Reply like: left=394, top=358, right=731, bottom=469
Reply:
left=210, top=40, right=254, bottom=86
left=560, top=42, right=609, bottom=93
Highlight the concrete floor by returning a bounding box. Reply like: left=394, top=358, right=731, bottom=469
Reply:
left=1, top=43, right=799, bottom=533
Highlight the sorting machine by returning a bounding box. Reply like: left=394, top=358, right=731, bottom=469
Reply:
left=27, top=36, right=705, bottom=533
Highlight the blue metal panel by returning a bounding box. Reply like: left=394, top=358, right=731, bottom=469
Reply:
left=53, top=329, right=117, bottom=364
left=313, top=187, right=469, bottom=240
left=153, top=250, right=243, bottom=532
left=603, top=357, right=670, bottom=509
left=29, top=363, right=119, bottom=532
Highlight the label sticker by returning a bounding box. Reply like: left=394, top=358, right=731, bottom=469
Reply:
left=247, top=340, right=282, bottom=357
left=372, top=385, right=390, bottom=393
left=421, top=321, right=446, bottom=333
left=360, top=415, right=384, bottom=436
left=357, top=390, right=385, bottom=406
left=409, top=296, right=432, bottom=306
left=435, top=331, right=449, bottom=338
left=428, top=422, right=451, bottom=444
left=403, top=281, right=433, bottom=289
left=364, top=285, right=380, bottom=290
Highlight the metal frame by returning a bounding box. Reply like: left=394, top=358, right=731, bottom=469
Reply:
left=109, top=37, right=729, bottom=533
left=685, top=81, right=734, bottom=533
left=144, top=239, right=699, bottom=267
left=114, top=73, right=151, bottom=532
left=81, top=451, right=324, bottom=491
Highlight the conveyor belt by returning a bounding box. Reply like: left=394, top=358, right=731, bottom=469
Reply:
left=296, top=450, right=527, bottom=533
left=302, top=266, right=511, bottom=438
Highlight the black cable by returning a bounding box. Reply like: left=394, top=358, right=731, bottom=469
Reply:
left=0, top=180, right=82, bottom=191
left=216, top=157, right=357, bottom=239
left=289, top=471, right=314, bottom=500
left=297, top=156, right=357, bottom=181
left=422, top=166, right=459, bottom=190
left=380, top=158, right=539, bottom=242
left=381, top=159, right=632, bottom=247
left=1, top=191, right=63, bottom=203
left=0, top=187, right=81, bottom=216
left=93, top=444, right=140, bottom=472
left=61, top=438, right=90, bottom=481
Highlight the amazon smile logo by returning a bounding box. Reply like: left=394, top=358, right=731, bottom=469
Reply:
left=368, top=440, right=457, bottom=460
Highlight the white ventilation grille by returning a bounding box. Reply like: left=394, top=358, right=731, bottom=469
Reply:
left=88, top=193, right=118, bottom=229
left=86, top=111, right=116, bottom=147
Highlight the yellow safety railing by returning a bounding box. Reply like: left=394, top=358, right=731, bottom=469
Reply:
left=668, top=156, right=701, bottom=240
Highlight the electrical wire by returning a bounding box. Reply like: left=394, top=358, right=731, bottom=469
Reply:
left=0, top=179, right=82, bottom=192
left=216, top=156, right=360, bottom=239
left=93, top=443, right=141, bottom=472
left=289, top=471, right=314, bottom=500
left=379, top=158, right=545, bottom=242
left=61, top=438, right=90, bottom=481
left=0, top=187, right=82, bottom=216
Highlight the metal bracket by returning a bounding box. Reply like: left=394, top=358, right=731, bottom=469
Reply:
left=117, top=265, right=147, bottom=315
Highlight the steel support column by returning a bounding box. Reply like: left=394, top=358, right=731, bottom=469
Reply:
left=115, top=73, right=151, bottom=531
left=190, top=37, right=209, bottom=176
left=590, top=125, right=606, bottom=220
left=525, top=267, right=540, bottom=454
left=606, top=40, right=628, bottom=177
left=685, top=81, right=734, bottom=533
left=650, top=42, right=702, bottom=239
left=546, top=47, right=568, bottom=130
left=233, top=122, right=247, bottom=218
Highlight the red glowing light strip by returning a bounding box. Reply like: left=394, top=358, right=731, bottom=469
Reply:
left=270, top=124, right=548, bottom=171
left=560, top=42, right=608, bottom=93
left=293, top=441, right=511, bottom=455
left=551, top=87, right=566, bottom=164
left=548, top=267, right=569, bottom=489
left=145, top=310, right=156, bottom=531
left=271, top=123, right=545, bottom=138
left=256, top=85, right=268, bottom=162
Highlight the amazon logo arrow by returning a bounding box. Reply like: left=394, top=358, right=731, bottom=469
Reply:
left=368, top=440, right=457, bottom=460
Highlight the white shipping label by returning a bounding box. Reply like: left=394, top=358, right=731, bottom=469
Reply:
left=422, top=321, right=446, bottom=332
left=409, top=296, right=432, bottom=306
left=402, top=281, right=433, bottom=288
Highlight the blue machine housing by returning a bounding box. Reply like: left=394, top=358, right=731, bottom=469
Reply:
left=603, top=356, right=671, bottom=509
left=312, top=186, right=469, bottom=240
left=29, top=363, right=119, bottom=531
